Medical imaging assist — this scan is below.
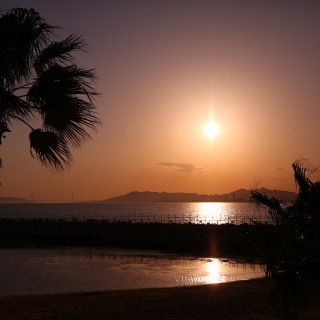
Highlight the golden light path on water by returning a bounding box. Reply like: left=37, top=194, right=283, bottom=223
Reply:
left=180, top=258, right=260, bottom=286
left=198, top=202, right=225, bottom=218
left=194, top=202, right=233, bottom=224
left=206, top=258, right=227, bottom=283
left=184, top=259, right=227, bottom=284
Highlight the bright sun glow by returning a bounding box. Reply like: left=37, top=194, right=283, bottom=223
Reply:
left=203, top=121, right=220, bottom=138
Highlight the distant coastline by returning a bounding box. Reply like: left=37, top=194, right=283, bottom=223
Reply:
left=0, top=188, right=297, bottom=204
left=103, top=188, right=297, bottom=203
left=0, top=197, right=32, bottom=204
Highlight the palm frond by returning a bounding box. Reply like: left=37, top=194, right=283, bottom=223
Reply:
left=0, top=121, right=10, bottom=145
left=34, top=35, right=86, bottom=75
left=251, top=191, right=283, bottom=211
left=0, top=8, right=53, bottom=86
left=251, top=190, right=285, bottom=225
left=29, top=129, right=72, bottom=170
left=27, top=64, right=99, bottom=147
left=0, top=88, right=32, bottom=121
left=292, top=160, right=315, bottom=200
left=28, top=64, right=97, bottom=104
left=42, top=98, right=99, bottom=147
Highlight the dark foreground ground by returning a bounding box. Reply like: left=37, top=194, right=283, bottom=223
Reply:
left=1, top=278, right=319, bottom=320
left=1, top=221, right=320, bottom=319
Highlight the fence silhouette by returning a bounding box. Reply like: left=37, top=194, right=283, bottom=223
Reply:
left=0, top=212, right=273, bottom=225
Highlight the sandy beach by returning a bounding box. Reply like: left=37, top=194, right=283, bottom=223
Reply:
left=1, top=278, right=319, bottom=320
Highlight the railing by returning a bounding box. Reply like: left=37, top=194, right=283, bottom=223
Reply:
left=0, top=213, right=273, bottom=225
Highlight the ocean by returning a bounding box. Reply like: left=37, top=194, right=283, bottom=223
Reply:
left=0, top=202, right=270, bottom=224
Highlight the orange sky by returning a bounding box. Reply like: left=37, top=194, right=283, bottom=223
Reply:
left=1, top=1, right=320, bottom=202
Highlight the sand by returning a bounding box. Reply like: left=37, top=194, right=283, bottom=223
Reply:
left=1, top=278, right=319, bottom=320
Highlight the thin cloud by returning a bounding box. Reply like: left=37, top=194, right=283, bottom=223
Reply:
left=158, top=162, right=200, bottom=173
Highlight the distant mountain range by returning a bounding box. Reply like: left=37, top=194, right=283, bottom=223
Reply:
left=104, top=188, right=297, bottom=203
left=0, top=197, right=32, bottom=203
left=0, top=188, right=297, bottom=203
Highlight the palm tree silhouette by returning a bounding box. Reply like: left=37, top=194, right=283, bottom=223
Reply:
left=251, top=160, right=320, bottom=307
left=0, top=8, right=100, bottom=170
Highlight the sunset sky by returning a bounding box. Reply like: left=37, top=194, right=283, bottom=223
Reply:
left=1, top=1, right=320, bottom=202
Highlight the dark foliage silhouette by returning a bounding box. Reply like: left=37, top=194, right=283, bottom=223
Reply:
left=0, top=8, right=99, bottom=170
left=251, top=160, right=320, bottom=308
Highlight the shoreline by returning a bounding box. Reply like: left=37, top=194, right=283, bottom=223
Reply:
left=1, top=278, right=319, bottom=319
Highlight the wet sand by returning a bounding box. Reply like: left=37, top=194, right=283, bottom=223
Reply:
left=1, top=278, right=319, bottom=320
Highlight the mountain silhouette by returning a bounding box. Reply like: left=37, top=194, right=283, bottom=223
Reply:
left=0, top=197, right=32, bottom=203
left=104, top=188, right=297, bottom=203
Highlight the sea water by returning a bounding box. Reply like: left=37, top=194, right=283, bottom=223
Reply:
left=0, top=202, right=270, bottom=224
left=0, top=247, right=264, bottom=297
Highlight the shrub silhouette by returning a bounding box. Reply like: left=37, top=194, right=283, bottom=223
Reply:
left=251, top=160, right=320, bottom=308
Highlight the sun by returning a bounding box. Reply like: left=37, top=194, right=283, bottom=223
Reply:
left=203, top=121, right=220, bottom=138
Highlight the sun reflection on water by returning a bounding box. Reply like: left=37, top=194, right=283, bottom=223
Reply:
left=206, top=259, right=227, bottom=283
left=186, top=259, right=228, bottom=284
left=196, top=202, right=227, bottom=224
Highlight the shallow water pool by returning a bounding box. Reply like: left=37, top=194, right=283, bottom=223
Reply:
left=0, top=247, right=264, bottom=296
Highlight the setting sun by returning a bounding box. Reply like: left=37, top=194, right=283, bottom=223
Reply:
left=203, top=121, right=220, bottom=138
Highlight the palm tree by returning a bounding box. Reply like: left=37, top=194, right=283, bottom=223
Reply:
left=0, top=8, right=99, bottom=170
left=251, top=161, right=320, bottom=306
